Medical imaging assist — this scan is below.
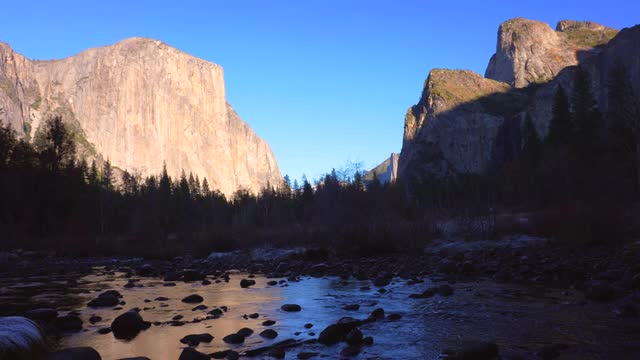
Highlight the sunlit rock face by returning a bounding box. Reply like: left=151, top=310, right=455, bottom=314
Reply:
left=0, top=37, right=281, bottom=196
left=399, top=69, right=517, bottom=179
left=485, top=18, right=617, bottom=88
left=399, top=19, right=640, bottom=182
left=365, top=153, right=399, bottom=184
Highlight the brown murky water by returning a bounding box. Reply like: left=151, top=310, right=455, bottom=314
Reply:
left=1, top=267, right=639, bottom=359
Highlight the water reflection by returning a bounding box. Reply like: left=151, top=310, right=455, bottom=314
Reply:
left=2, top=269, right=639, bottom=359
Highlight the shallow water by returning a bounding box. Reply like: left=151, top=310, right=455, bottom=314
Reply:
left=2, top=268, right=639, bottom=359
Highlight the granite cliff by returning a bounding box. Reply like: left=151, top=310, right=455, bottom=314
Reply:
left=0, top=37, right=282, bottom=196
left=399, top=18, right=640, bottom=182
left=365, top=153, right=399, bottom=184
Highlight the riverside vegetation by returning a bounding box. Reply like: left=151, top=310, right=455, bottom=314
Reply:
left=1, top=61, right=640, bottom=257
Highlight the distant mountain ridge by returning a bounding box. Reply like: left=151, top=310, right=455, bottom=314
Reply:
left=0, top=37, right=282, bottom=196
left=399, top=18, right=640, bottom=181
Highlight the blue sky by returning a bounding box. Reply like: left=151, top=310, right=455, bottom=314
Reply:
left=1, top=1, right=637, bottom=182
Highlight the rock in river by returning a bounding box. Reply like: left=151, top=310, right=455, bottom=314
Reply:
left=260, top=329, right=278, bottom=339
left=181, top=294, right=204, bottom=304
left=281, top=304, right=301, bottom=312
left=111, top=311, right=150, bottom=340
left=178, top=347, right=210, bottom=360
left=223, top=332, right=245, bottom=344
left=318, top=324, right=345, bottom=345
left=240, top=279, right=256, bottom=288
left=180, top=333, right=214, bottom=346
left=88, top=293, right=120, bottom=308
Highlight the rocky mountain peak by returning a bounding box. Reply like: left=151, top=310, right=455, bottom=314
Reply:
left=485, top=18, right=617, bottom=88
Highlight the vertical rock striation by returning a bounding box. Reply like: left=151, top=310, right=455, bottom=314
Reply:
left=0, top=37, right=281, bottom=196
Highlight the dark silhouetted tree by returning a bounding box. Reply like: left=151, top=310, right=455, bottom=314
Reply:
left=37, top=116, right=76, bottom=173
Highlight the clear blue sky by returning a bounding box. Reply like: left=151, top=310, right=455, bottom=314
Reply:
left=1, top=1, right=637, bottom=182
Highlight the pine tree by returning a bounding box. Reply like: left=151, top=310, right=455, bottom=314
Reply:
left=10, top=139, right=38, bottom=169
left=0, top=124, right=17, bottom=169
left=88, top=160, right=99, bottom=186
left=102, top=159, right=113, bottom=190
left=179, top=170, right=190, bottom=198
left=37, top=116, right=76, bottom=173
left=188, top=172, right=196, bottom=194
left=159, top=162, right=172, bottom=198
left=194, top=175, right=202, bottom=197
left=201, top=177, right=211, bottom=197
left=546, top=86, right=572, bottom=147
left=77, top=158, right=88, bottom=183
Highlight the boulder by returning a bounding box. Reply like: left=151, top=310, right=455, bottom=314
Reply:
left=222, top=333, right=245, bottom=344
left=345, top=328, right=363, bottom=345
left=181, top=294, right=204, bottom=304
left=88, top=294, right=120, bottom=308
left=0, top=316, right=46, bottom=359
left=178, top=347, right=210, bottom=360
left=111, top=311, right=150, bottom=340
left=240, top=279, right=256, bottom=288
left=236, top=327, right=254, bottom=337
left=180, top=333, right=214, bottom=346
left=260, top=329, right=278, bottom=339
left=318, top=324, right=345, bottom=345
left=280, top=304, right=301, bottom=312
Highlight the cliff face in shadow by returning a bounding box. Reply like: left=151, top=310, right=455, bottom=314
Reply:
left=0, top=38, right=282, bottom=196
left=399, top=19, right=640, bottom=182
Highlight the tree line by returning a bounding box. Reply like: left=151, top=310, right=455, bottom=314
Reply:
left=0, top=62, right=638, bottom=256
